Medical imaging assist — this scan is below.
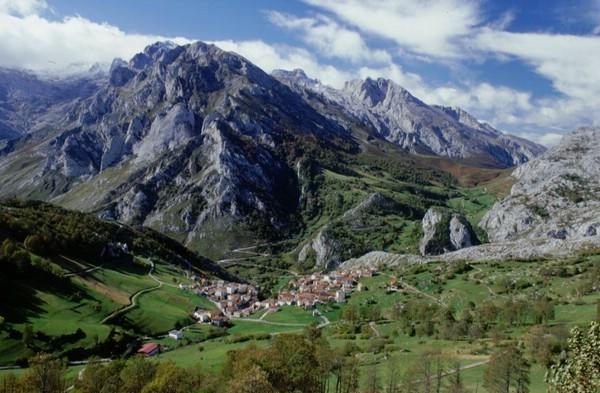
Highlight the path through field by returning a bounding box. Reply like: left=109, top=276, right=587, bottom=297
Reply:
left=100, top=260, right=162, bottom=324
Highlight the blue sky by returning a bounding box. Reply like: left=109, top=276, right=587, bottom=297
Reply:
left=1, top=0, right=600, bottom=145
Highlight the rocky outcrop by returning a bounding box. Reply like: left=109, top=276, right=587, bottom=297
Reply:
left=273, top=70, right=545, bottom=167
left=298, top=227, right=341, bottom=270
left=419, top=207, right=478, bottom=256
left=341, top=236, right=600, bottom=270
left=480, top=127, right=600, bottom=243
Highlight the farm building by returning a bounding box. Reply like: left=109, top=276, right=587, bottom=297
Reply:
left=137, top=343, right=160, bottom=357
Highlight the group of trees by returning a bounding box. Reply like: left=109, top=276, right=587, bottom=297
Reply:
left=391, top=296, right=555, bottom=341
left=0, top=200, right=218, bottom=276
left=1, top=322, right=598, bottom=393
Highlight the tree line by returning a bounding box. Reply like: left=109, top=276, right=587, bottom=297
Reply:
left=1, top=322, right=597, bottom=393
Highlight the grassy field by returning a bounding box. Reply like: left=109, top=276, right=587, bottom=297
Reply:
left=263, top=306, right=321, bottom=325
left=0, top=252, right=217, bottom=365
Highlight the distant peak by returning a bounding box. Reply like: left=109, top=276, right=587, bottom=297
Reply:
left=271, top=68, right=320, bottom=88
left=143, top=41, right=179, bottom=57
left=343, top=77, right=412, bottom=107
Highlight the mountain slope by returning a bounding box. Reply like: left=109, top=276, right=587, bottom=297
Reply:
left=0, top=199, right=229, bottom=364
left=0, top=41, right=543, bottom=260
left=273, top=69, right=545, bottom=167
left=0, top=68, right=100, bottom=150
left=481, top=126, right=600, bottom=242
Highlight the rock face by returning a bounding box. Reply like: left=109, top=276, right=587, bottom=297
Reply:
left=273, top=70, right=545, bottom=167
left=481, top=127, right=600, bottom=243
left=419, top=207, right=478, bottom=256
left=341, top=236, right=600, bottom=270
left=298, top=228, right=341, bottom=270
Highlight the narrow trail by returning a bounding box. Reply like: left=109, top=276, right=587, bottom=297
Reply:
left=314, top=308, right=331, bottom=328
left=59, top=255, right=104, bottom=278
left=216, top=242, right=291, bottom=263
left=100, top=260, right=162, bottom=324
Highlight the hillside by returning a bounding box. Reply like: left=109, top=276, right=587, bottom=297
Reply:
left=0, top=200, right=229, bottom=365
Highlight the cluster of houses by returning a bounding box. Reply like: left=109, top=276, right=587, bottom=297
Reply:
left=190, top=279, right=260, bottom=323
left=276, top=267, right=377, bottom=309
left=138, top=266, right=380, bottom=356
left=187, top=267, right=377, bottom=326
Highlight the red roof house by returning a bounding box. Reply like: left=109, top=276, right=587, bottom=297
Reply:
left=137, top=343, right=160, bottom=357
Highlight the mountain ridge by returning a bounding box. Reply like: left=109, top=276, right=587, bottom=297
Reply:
left=0, top=41, right=545, bottom=259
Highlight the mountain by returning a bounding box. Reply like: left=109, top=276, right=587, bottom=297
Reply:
left=481, top=126, right=600, bottom=243
left=0, top=68, right=101, bottom=150
left=272, top=69, right=545, bottom=167
left=0, top=41, right=544, bottom=260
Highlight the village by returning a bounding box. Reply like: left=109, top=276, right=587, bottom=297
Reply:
left=184, top=266, right=379, bottom=328
left=137, top=266, right=382, bottom=356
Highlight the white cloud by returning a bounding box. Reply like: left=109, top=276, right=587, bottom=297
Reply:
left=213, top=39, right=353, bottom=88
left=0, top=0, right=47, bottom=16
left=474, top=29, right=600, bottom=102
left=267, top=11, right=391, bottom=64
left=304, top=0, right=481, bottom=59
left=0, top=7, right=190, bottom=73
left=516, top=132, right=564, bottom=147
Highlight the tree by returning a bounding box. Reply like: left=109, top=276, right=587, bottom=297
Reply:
left=403, top=350, right=445, bottom=393
left=0, top=373, right=24, bottom=393
left=364, top=367, right=380, bottom=393
left=547, top=322, right=600, bottom=393
left=20, top=354, right=66, bottom=393
left=532, top=298, right=554, bottom=324
left=445, top=360, right=469, bottom=393
left=142, top=361, right=200, bottom=393
left=226, top=364, right=275, bottom=393
left=385, top=356, right=401, bottom=393
left=24, top=234, right=45, bottom=256
left=120, top=357, right=157, bottom=393
left=525, top=325, right=554, bottom=368
left=74, top=359, right=126, bottom=393
left=22, top=324, right=33, bottom=348
left=483, top=345, right=530, bottom=393
left=264, top=334, right=321, bottom=393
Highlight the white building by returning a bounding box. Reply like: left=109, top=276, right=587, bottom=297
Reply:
left=193, top=310, right=211, bottom=323
left=168, top=330, right=183, bottom=340
left=335, top=290, right=346, bottom=303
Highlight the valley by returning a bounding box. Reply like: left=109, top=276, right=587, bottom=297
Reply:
left=1, top=252, right=597, bottom=392
left=0, top=37, right=599, bottom=393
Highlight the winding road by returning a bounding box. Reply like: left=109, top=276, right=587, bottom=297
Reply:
left=101, top=260, right=162, bottom=324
